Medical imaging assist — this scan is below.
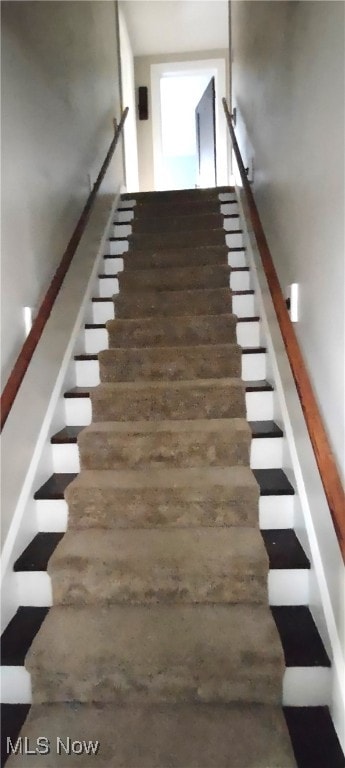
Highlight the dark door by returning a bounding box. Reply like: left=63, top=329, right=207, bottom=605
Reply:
left=195, top=77, right=217, bottom=187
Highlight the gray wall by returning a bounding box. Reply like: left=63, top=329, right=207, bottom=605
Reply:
left=1, top=1, right=124, bottom=385
left=231, top=1, right=345, bottom=479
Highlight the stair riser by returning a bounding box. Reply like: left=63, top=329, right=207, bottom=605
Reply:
left=90, top=293, right=256, bottom=324
left=127, top=229, right=228, bottom=250
left=15, top=567, right=309, bottom=609
left=90, top=385, right=246, bottom=423
left=106, top=252, right=228, bottom=272
left=129, top=214, right=225, bottom=234
left=76, top=352, right=266, bottom=385
left=85, top=320, right=261, bottom=352
left=64, top=391, right=274, bottom=426
left=2, top=665, right=330, bottom=706
left=35, top=496, right=295, bottom=534
left=107, top=231, right=244, bottom=257
left=111, top=266, right=251, bottom=294
left=117, top=201, right=238, bottom=219
left=62, top=429, right=249, bottom=472
left=51, top=435, right=283, bottom=473
left=106, top=316, right=238, bottom=348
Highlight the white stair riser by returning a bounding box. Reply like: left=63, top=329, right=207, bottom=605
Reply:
left=224, top=216, right=240, bottom=231
left=221, top=203, right=239, bottom=216
left=228, top=250, right=247, bottom=268
left=114, top=210, right=134, bottom=222
left=98, top=277, right=119, bottom=298
left=15, top=567, right=309, bottom=612
left=103, top=258, right=124, bottom=275
left=75, top=353, right=266, bottom=388
left=113, top=224, right=132, bottom=238
left=268, top=570, right=309, bottom=606
left=0, top=664, right=330, bottom=706
left=1, top=667, right=31, bottom=704
left=219, top=193, right=237, bottom=202
left=226, top=232, right=243, bottom=248
left=230, top=271, right=250, bottom=291
left=91, top=302, right=114, bottom=324
left=85, top=320, right=261, bottom=350
left=232, top=293, right=255, bottom=317
left=51, top=436, right=284, bottom=474
left=90, top=293, right=256, bottom=323
left=35, top=495, right=295, bottom=535
left=118, top=199, right=136, bottom=209
left=108, top=240, right=129, bottom=256
left=36, top=500, right=68, bottom=533
left=98, top=272, right=249, bottom=293
left=259, top=495, right=294, bottom=530
left=283, top=667, right=331, bottom=707
left=64, top=390, right=274, bottom=427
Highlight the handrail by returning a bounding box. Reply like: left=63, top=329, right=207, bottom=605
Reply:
left=0, top=107, right=129, bottom=432
left=222, top=98, right=345, bottom=561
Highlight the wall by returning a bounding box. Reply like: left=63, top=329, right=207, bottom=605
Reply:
left=118, top=4, right=139, bottom=191
left=1, top=1, right=124, bottom=386
left=231, top=1, right=345, bottom=481
left=134, top=49, right=229, bottom=190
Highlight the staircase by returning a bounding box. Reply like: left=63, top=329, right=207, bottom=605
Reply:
left=2, top=188, right=344, bottom=767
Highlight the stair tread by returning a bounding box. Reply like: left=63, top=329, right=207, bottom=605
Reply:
left=75, top=346, right=265, bottom=362
left=2, top=703, right=296, bottom=768
left=272, top=607, right=330, bottom=667
left=34, top=467, right=292, bottom=498
left=283, top=706, right=345, bottom=768
left=1, top=705, right=31, bottom=768
left=1, top=607, right=49, bottom=665
left=261, top=530, right=310, bottom=569
left=13, top=527, right=310, bottom=575
left=50, top=420, right=282, bottom=444
left=64, top=380, right=273, bottom=397
left=14, top=533, right=64, bottom=572
left=25, top=603, right=284, bottom=705
left=84, top=316, right=260, bottom=328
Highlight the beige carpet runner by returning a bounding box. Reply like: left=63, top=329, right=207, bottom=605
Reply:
left=10, top=188, right=296, bottom=767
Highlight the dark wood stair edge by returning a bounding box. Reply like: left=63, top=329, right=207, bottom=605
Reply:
left=63, top=381, right=275, bottom=398
left=74, top=347, right=267, bottom=361
left=13, top=529, right=310, bottom=574
left=50, top=421, right=283, bottom=444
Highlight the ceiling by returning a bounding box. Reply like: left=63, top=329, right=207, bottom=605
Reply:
left=120, top=1, right=229, bottom=57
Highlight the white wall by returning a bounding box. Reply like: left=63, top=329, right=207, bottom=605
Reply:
left=134, top=49, right=229, bottom=191
left=231, top=1, right=345, bottom=481
left=1, top=1, right=124, bottom=386
left=118, top=4, right=139, bottom=191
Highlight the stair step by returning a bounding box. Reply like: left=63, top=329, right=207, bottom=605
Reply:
left=34, top=467, right=292, bottom=509
left=47, top=527, right=269, bottom=605
left=14, top=529, right=310, bottom=577
left=118, top=264, right=231, bottom=292
left=120, top=243, right=229, bottom=269
left=272, top=607, right=330, bottom=668
left=1, top=608, right=49, bottom=666
left=77, top=418, right=251, bottom=470
left=1, top=704, right=30, bottom=768
left=131, top=211, right=224, bottom=233
left=50, top=420, right=282, bottom=445
left=98, top=344, right=242, bottom=382
left=114, top=287, right=233, bottom=318
left=1, top=703, right=296, bottom=768
left=89, top=379, right=246, bottom=422
left=121, top=187, right=235, bottom=203
left=25, top=603, right=284, bottom=704
left=283, top=706, right=345, bottom=768
left=106, top=313, right=238, bottom=348
left=125, top=228, right=229, bottom=250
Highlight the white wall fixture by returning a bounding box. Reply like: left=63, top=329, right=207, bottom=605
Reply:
left=288, top=283, right=299, bottom=323
left=23, top=307, right=33, bottom=338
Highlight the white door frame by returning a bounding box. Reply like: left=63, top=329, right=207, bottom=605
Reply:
left=151, top=59, right=228, bottom=190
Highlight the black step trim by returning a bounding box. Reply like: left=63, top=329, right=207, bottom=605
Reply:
left=34, top=469, right=293, bottom=502
left=262, top=530, right=310, bottom=570
left=1, top=704, right=31, bottom=767
left=253, top=468, right=295, bottom=495
left=34, top=473, right=76, bottom=500
left=51, top=426, right=84, bottom=444
left=250, top=420, right=283, bottom=438
left=14, top=533, right=64, bottom=572
left=1, top=608, right=49, bottom=665
left=64, top=380, right=274, bottom=398
left=272, top=606, right=331, bottom=667
left=75, top=349, right=266, bottom=363
left=283, top=706, right=345, bottom=768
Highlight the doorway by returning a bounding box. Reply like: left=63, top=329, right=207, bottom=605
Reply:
left=151, top=59, right=228, bottom=191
